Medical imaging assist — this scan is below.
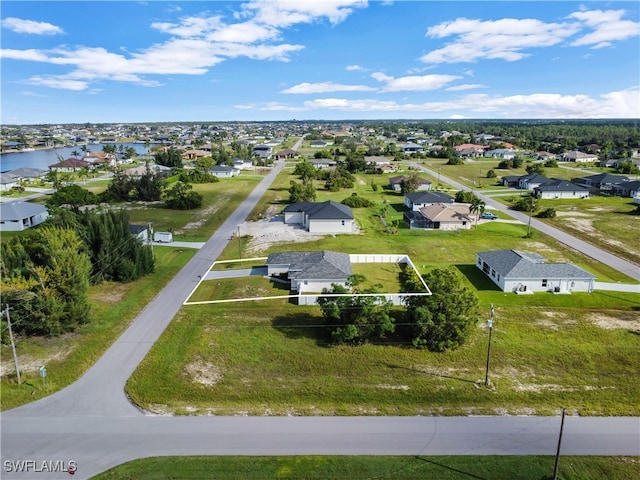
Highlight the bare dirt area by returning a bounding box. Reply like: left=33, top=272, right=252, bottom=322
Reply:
left=1, top=335, right=77, bottom=377
left=183, top=359, right=223, bottom=386
left=588, top=312, right=640, bottom=331
left=238, top=215, right=328, bottom=254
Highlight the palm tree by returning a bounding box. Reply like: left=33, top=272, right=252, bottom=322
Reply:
left=469, top=197, right=486, bottom=229
left=71, top=150, right=80, bottom=158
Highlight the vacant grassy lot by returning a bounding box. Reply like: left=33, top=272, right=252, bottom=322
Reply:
left=127, top=175, right=263, bottom=242
left=1, top=247, right=195, bottom=410
left=93, top=455, right=640, bottom=480
left=126, top=288, right=640, bottom=416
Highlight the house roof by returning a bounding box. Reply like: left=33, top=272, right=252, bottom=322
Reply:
left=0, top=173, right=18, bottom=184
left=534, top=180, right=589, bottom=192
left=0, top=201, right=48, bottom=221
left=49, top=158, right=92, bottom=168
left=477, top=250, right=596, bottom=280
left=520, top=173, right=551, bottom=184
left=6, top=167, right=47, bottom=178
left=389, top=175, right=431, bottom=186
left=210, top=165, right=236, bottom=173
left=283, top=200, right=353, bottom=220
left=418, top=203, right=473, bottom=223
left=129, top=224, right=147, bottom=235
left=266, top=250, right=352, bottom=281
left=405, top=191, right=454, bottom=205
left=574, top=173, right=630, bottom=184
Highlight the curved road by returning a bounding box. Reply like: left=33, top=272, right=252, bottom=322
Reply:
left=2, top=152, right=639, bottom=479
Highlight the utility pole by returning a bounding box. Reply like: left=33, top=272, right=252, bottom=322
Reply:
left=527, top=196, right=536, bottom=237
left=484, top=303, right=495, bottom=387
left=3, top=306, right=21, bottom=384
left=237, top=225, right=242, bottom=260
left=553, top=407, right=567, bottom=480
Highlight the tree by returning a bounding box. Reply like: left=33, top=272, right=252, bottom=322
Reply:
left=164, top=181, right=203, bottom=210
left=289, top=180, right=316, bottom=203
left=512, top=195, right=538, bottom=213
left=317, top=275, right=394, bottom=345
left=455, top=190, right=476, bottom=203
left=526, top=163, right=545, bottom=175
left=400, top=171, right=423, bottom=194
left=469, top=197, right=486, bottom=228
left=341, top=193, right=375, bottom=208
left=0, top=227, right=92, bottom=336
left=403, top=267, right=479, bottom=352
left=486, top=169, right=497, bottom=179
left=154, top=148, right=183, bottom=168
left=293, top=160, right=317, bottom=183
left=47, top=184, right=97, bottom=210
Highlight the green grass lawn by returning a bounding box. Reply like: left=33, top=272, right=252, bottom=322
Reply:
left=92, top=455, right=640, bottom=480
left=126, top=291, right=640, bottom=416
left=0, top=247, right=195, bottom=411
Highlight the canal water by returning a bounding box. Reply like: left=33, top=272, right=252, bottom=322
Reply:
left=0, top=144, right=150, bottom=172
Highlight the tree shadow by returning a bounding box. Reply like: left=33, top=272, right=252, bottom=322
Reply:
left=414, top=457, right=488, bottom=480
left=271, top=312, right=328, bottom=346
left=454, top=264, right=502, bottom=291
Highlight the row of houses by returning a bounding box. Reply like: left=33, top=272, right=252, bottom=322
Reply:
left=263, top=248, right=595, bottom=296
left=502, top=172, right=640, bottom=201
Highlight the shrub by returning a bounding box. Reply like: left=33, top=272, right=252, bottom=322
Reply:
left=341, top=193, right=375, bottom=208
left=537, top=207, right=557, bottom=218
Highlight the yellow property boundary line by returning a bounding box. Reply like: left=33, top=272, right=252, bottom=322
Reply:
left=184, top=254, right=431, bottom=306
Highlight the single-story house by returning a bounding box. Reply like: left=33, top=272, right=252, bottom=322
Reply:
left=266, top=250, right=352, bottom=294
left=0, top=173, right=19, bottom=191
left=517, top=173, right=552, bottom=190
left=536, top=151, right=556, bottom=161
left=454, top=143, right=485, bottom=157
left=233, top=158, right=254, bottom=170
left=6, top=167, right=48, bottom=181
left=610, top=180, right=640, bottom=199
left=484, top=148, right=516, bottom=160
left=476, top=249, right=596, bottom=294
left=48, top=158, right=93, bottom=172
left=0, top=201, right=49, bottom=231
left=210, top=165, right=240, bottom=178
left=389, top=175, right=432, bottom=192
left=274, top=149, right=298, bottom=160
left=533, top=180, right=590, bottom=199
left=560, top=150, right=599, bottom=163
left=572, top=173, right=630, bottom=191
left=283, top=200, right=354, bottom=234
left=310, top=140, right=329, bottom=148
left=404, top=203, right=472, bottom=230
left=309, top=158, right=337, bottom=169
left=181, top=149, right=210, bottom=160
left=404, top=191, right=455, bottom=210
left=129, top=224, right=149, bottom=242
left=365, top=156, right=391, bottom=169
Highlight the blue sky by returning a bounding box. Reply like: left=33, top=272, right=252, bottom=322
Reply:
left=1, top=1, right=639, bottom=124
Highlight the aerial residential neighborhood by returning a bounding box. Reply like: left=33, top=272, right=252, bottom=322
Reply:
left=1, top=1, right=640, bottom=479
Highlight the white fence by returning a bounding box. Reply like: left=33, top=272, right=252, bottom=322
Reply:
left=593, top=282, right=640, bottom=293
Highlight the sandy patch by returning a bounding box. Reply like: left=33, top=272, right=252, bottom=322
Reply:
left=522, top=241, right=556, bottom=253
left=0, top=348, right=74, bottom=377
left=175, top=196, right=229, bottom=234
left=555, top=211, right=591, bottom=217
left=588, top=312, right=640, bottom=330
left=183, top=359, right=223, bottom=386
left=239, top=215, right=351, bottom=254
left=375, top=384, right=410, bottom=390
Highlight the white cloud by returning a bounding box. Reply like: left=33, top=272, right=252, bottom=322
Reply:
left=1, top=17, right=64, bottom=35
left=422, top=17, right=579, bottom=64
left=346, top=64, right=363, bottom=71
left=27, top=76, right=88, bottom=91
left=3, top=1, right=365, bottom=90
left=241, top=0, right=368, bottom=28
left=372, top=72, right=461, bottom=91
left=243, top=87, right=640, bottom=118
left=281, top=81, right=376, bottom=93
left=569, top=9, right=640, bottom=48
left=445, top=84, right=486, bottom=92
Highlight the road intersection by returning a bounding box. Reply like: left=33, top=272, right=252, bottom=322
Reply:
left=2, top=156, right=639, bottom=479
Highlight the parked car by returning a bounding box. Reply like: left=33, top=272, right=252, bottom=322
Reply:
left=480, top=212, right=499, bottom=220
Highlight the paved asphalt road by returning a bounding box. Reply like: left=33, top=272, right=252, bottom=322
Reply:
left=415, top=164, right=640, bottom=281
left=2, top=153, right=639, bottom=479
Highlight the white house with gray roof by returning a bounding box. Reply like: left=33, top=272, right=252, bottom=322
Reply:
left=0, top=201, right=49, bottom=231
left=283, top=200, right=354, bottom=234
left=266, top=250, right=352, bottom=293
left=476, top=250, right=595, bottom=294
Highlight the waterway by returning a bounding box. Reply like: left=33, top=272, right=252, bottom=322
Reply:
left=0, top=144, right=150, bottom=172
